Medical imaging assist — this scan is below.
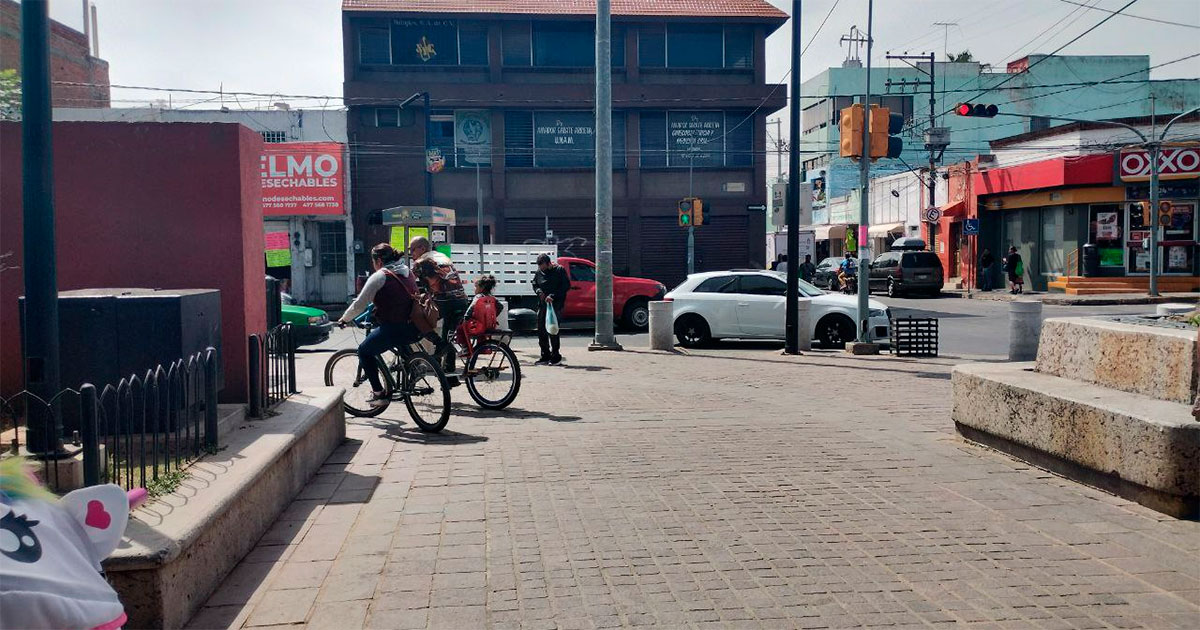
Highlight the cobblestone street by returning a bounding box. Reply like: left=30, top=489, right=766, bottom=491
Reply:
left=191, top=343, right=1200, bottom=629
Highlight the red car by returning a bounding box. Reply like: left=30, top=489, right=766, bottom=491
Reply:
left=554, top=257, right=667, bottom=330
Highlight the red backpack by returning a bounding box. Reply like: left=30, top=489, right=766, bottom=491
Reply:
left=464, top=295, right=500, bottom=335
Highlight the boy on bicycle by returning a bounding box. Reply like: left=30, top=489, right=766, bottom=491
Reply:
left=454, top=275, right=503, bottom=358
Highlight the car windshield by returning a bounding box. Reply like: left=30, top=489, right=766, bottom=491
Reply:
left=766, top=272, right=824, bottom=297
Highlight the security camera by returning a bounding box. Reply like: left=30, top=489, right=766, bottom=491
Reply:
left=890, top=190, right=900, bottom=198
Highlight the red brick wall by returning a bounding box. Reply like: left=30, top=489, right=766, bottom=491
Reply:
left=1, top=0, right=111, bottom=108
left=0, top=121, right=267, bottom=403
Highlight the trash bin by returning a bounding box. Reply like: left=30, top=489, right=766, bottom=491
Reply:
left=1081, top=244, right=1100, bottom=277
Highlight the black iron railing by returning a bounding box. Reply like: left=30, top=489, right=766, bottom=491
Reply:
left=247, top=324, right=297, bottom=418
left=1, top=347, right=219, bottom=491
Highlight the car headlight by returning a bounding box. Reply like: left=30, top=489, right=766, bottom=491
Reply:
left=308, top=315, right=326, bottom=325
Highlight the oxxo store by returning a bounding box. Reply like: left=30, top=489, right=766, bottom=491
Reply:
left=1112, top=146, right=1199, bottom=277
left=261, top=142, right=356, bottom=305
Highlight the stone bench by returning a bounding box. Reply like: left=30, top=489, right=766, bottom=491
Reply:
left=953, top=362, right=1198, bottom=519
left=104, top=388, right=345, bottom=629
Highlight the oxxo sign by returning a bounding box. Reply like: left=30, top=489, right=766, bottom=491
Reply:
left=261, top=142, right=346, bottom=216
left=1118, top=147, right=1200, bottom=182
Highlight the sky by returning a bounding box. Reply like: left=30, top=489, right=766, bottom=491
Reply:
left=44, top=0, right=1200, bottom=131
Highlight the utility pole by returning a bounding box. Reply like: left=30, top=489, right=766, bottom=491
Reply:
left=590, top=0, right=620, bottom=350
left=424, top=92, right=432, bottom=206
left=784, top=0, right=802, bottom=355
left=769, top=117, right=783, bottom=180
left=476, top=161, right=484, bottom=274
left=21, top=0, right=64, bottom=455
left=688, top=153, right=695, bottom=275
left=855, top=0, right=874, bottom=343
left=932, top=21, right=957, bottom=60
left=1148, top=96, right=1159, bottom=296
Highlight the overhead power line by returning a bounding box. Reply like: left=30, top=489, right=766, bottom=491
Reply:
left=1058, top=0, right=1200, bottom=29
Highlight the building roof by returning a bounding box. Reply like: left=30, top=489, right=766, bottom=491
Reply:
left=342, top=0, right=788, bottom=20
left=989, top=112, right=1200, bottom=148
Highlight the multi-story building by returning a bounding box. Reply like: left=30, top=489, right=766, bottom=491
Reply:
left=0, top=0, right=110, bottom=110
left=54, top=106, right=355, bottom=304
left=797, top=54, right=1200, bottom=255
left=341, top=0, right=787, bottom=285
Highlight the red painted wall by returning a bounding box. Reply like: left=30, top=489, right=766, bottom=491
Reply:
left=0, top=121, right=266, bottom=402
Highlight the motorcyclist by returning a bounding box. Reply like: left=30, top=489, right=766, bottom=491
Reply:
left=837, top=252, right=857, bottom=291
left=336, top=243, right=418, bottom=407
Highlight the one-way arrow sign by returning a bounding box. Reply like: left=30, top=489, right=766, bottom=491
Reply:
left=747, top=204, right=767, bottom=212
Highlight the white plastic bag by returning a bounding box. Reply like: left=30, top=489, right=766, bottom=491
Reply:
left=545, top=303, right=560, bottom=336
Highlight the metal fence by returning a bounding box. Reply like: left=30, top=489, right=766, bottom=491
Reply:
left=248, top=324, right=297, bottom=418
left=1, top=347, right=219, bottom=491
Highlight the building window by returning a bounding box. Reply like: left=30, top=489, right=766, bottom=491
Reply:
left=359, top=27, right=391, bottom=64
left=643, top=24, right=754, bottom=69
left=530, top=22, right=625, bottom=68
left=639, top=110, right=754, bottom=168
left=502, top=21, right=532, bottom=66
left=318, top=222, right=348, bottom=275
left=505, top=110, right=625, bottom=168
left=379, top=19, right=487, bottom=66
left=260, top=131, right=287, bottom=143
left=371, top=107, right=416, bottom=128
left=429, top=111, right=457, bottom=167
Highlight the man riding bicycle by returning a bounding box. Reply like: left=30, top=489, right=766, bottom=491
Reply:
left=837, top=252, right=857, bottom=290
left=336, top=243, right=419, bottom=407
left=408, top=236, right=470, bottom=374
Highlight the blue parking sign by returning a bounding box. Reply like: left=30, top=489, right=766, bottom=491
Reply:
left=964, top=218, right=980, bottom=235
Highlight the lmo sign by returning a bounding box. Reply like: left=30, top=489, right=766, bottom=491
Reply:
left=265, top=153, right=339, bottom=178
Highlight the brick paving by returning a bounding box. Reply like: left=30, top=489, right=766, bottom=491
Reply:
left=190, top=343, right=1200, bottom=629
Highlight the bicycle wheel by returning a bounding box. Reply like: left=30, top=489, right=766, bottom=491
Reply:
left=401, top=352, right=451, bottom=432
left=324, top=349, right=392, bottom=417
left=465, top=341, right=521, bottom=410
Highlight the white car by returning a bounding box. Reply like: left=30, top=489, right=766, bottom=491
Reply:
left=664, top=270, right=891, bottom=348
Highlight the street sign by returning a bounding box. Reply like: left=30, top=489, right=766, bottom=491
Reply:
left=963, top=218, right=980, bottom=235
left=747, top=204, right=767, bottom=212
left=924, top=206, right=942, bottom=223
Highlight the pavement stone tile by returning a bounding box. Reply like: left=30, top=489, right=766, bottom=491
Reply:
left=244, top=588, right=318, bottom=627
left=304, top=600, right=368, bottom=630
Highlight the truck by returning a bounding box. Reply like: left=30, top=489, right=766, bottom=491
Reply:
left=449, top=244, right=667, bottom=330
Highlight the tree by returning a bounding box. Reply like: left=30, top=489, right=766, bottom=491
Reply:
left=947, top=51, right=974, bottom=63
left=0, top=69, right=20, bottom=121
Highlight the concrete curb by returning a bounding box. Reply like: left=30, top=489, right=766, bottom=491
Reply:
left=105, top=388, right=345, bottom=629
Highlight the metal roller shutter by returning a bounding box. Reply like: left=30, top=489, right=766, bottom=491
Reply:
left=639, top=217, right=689, bottom=288
left=504, top=217, right=629, bottom=273
left=695, top=214, right=749, bottom=272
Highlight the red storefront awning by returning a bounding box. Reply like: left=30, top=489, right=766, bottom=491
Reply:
left=972, top=154, right=1114, bottom=195
left=939, top=200, right=967, bottom=218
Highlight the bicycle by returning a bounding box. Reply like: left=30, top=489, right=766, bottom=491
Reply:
left=323, top=318, right=451, bottom=432
left=448, top=328, right=522, bottom=410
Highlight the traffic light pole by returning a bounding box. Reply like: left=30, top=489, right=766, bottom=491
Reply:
left=688, top=154, right=695, bottom=275
left=784, top=0, right=802, bottom=355
left=855, top=0, right=874, bottom=343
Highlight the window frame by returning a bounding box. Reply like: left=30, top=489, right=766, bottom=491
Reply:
left=693, top=275, right=738, bottom=293
left=569, top=263, right=597, bottom=283
left=735, top=274, right=786, bottom=297
left=317, top=222, right=348, bottom=275
left=358, top=26, right=392, bottom=65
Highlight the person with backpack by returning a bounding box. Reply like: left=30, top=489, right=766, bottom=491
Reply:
left=1004, top=246, right=1025, bottom=294
left=337, top=243, right=420, bottom=406
left=408, top=236, right=470, bottom=373
left=455, top=275, right=502, bottom=358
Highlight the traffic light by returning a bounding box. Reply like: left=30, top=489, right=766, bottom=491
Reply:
left=955, top=102, right=999, bottom=118
left=692, top=198, right=705, bottom=226
left=1158, top=200, right=1173, bottom=227
left=869, top=105, right=904, bottom=160
left=1138, top=201, right=1152, bottom=227
left=678, top=198, right=694, bottom=227
left=839, top=104, right=865, bottom=159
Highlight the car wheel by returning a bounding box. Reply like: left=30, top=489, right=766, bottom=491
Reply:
left=827, top=278, right=838, bottom=292
left=816, top=315, right=855, bottom=349
left=622, top=298, right=650, bottom=331
left=887, top=278, right=898, bottom=298
left=674, top=315, right=711, bottom=348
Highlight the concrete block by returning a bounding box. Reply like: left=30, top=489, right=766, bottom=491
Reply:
left=104, top=388, right=346, bottom=629
left=1158, top=303, right=1197, bottom=316
left=1036, top=318, right=1197, bottom=405
left=1008, top=301, right=1043, bottom=361
left=952, top=363, right=1199, bottom=519
left=846, top=342, right=879, bottom=355
left=648, top=301, right=674, bottom=351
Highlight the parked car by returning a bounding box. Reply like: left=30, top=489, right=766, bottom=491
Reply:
left=508, top=257, right=667, bottom=331
left=868, top=250, right=944, bottom=297
left=280, top=292, right=334, bottom=349
left=811, top=256, right=844, bottom=291
left=664, top=270, right=891, bottom=349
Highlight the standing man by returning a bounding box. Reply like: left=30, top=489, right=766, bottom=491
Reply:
left=532, top=253, right=570, bottom=365
left=408, top=236, right=470, bottom=373
left=798, top=254, right=817, bottom=283
left=978, top=248, right=995, bottom=292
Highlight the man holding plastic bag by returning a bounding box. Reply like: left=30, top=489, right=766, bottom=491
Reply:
left=532, top=253, right=570, bottom=365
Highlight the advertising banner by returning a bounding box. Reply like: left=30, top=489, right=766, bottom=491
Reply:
left=534, top=112, right=594, bottom=168
left=668, top=112, right=723, bottom=167
left=261, top=142, right=345, bottom=216
left=455, top=110, right=491, bottom=165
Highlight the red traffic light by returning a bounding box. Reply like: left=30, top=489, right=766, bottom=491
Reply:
left=955, top=102, right=999, bottom=118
